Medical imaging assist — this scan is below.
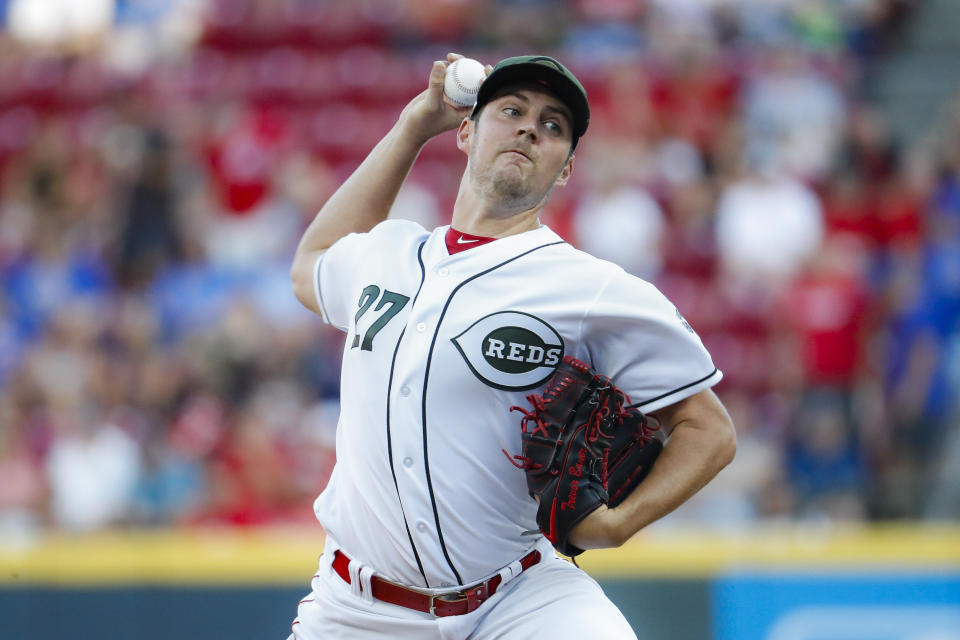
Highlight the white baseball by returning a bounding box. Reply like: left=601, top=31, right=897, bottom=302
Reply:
left=444, top=58, right=486, bottom=107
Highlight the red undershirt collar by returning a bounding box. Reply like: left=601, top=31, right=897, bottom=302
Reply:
left=445, top=227, right=498, bottom=254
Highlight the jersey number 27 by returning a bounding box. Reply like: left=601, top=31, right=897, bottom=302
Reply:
left=352, top=284, right=410, bottom=351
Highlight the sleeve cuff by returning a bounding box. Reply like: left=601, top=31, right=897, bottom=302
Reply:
left=631, top=368, right=723, bottom=414
left=313, top=251, right=342, bottom=329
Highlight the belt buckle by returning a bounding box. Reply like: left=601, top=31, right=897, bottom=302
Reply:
left=429, top=584, right=487, bottom=616
left=428, top=592, right=461, bottom=617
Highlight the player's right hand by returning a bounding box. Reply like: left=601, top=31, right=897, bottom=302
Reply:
left=398, top=53, right=491, bottom=146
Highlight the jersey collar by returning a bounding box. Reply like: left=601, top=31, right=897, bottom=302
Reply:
left=445, top=228, right=498, bottom=255
left=427, top=225, right=564, bottom=270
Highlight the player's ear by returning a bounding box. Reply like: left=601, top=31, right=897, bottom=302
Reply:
left=555, top=153, right=575, bottom=187
left=456, top=117, right=474, bottom=155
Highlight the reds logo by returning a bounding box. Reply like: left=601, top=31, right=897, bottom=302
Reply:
left=452, top=311, right=565, bottom=391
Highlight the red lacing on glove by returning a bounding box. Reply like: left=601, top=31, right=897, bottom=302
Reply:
left=543, top=374, right=575, bottom=402
left=502, top=450, right=539, bottom=470
left=511, top=395, right=550, bottom=438
left=627, top=410, right=661, bottom=446
left=602, top=448, right=610, bottom=491
left=502, top=395, right=555, bottom=471
left=563, top=356, right=591, bottom=374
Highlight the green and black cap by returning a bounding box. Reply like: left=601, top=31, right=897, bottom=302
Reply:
left=472, top=55, right=590, bottom=148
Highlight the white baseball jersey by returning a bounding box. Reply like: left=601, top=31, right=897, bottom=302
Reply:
left=310, top=219, right=721, bottom=589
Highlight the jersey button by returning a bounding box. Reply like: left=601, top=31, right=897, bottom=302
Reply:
left=402, top=457, right=413, bottom=467
left=416, top=521, right=428, bottom=533
left=416, top=322, right=427, bottom=333
left=399, top=386, right=410, bottom=396
left=437, top=267, right=449, bottom=277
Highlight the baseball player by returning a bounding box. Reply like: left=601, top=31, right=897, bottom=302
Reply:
left=287, top=53, right=736, bottom=639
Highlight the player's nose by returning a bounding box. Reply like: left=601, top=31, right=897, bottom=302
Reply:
left=516, top=122, right=538, bottom=142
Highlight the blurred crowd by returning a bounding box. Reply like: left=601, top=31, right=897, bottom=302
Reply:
left=2, top=0, right=959, bottom=539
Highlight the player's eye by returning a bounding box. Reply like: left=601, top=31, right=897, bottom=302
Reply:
left=503, top=106, right=521, bottom=117
left=544, top=120, right=562, bottom=134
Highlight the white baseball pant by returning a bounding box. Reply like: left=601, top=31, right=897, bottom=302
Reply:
left=287, top=537, right=637, bottom=639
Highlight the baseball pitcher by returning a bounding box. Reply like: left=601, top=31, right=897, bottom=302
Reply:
left=286, top=53, right=736, bottom=639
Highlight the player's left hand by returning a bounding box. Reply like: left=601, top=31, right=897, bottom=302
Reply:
left=508, top=356, right=664, bottom=557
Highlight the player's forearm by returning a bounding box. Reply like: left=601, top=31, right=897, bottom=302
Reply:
left=297, top=122, right=425, bottom=254
left=293, top=56, right=470, bottom=262
left=290, top=121, right=425, bottom=307
left=571, top=389, right=737, bottom=549
left=616, top=418, right=735, bottom=537
left=291, top=56, right=475, bottom=312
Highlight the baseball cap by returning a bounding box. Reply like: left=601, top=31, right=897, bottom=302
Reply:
left=472, top=55, right=590, bottom=148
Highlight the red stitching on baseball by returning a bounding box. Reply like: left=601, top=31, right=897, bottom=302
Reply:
left=452, top=61, right=480, bottom=96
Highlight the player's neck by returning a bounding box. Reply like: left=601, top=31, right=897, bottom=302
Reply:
left=450, top=184, right=543, bottom=238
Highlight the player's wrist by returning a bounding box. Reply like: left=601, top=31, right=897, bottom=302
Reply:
left=396, top=87, right=468, bottom=146
left=397, top=108, right=461, bottom=148
left=389, top=114, right=432, bottom=151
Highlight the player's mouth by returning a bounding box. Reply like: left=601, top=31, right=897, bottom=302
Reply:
left=502, top=148, right=532, bottom=162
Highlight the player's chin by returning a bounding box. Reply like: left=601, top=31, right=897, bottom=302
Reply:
left=491, top=174, right=531, bottom=199
left=494, top=160, right=533, bottom=184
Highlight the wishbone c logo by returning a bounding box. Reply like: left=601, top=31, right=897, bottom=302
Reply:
left=452, top=311, right=564, bottom=390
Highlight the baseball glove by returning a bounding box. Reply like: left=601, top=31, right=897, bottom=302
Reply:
left=504, top=356, right=662, bottom=557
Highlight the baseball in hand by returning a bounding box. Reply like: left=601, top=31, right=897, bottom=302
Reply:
left=444, top=58, right=486, bottom=107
